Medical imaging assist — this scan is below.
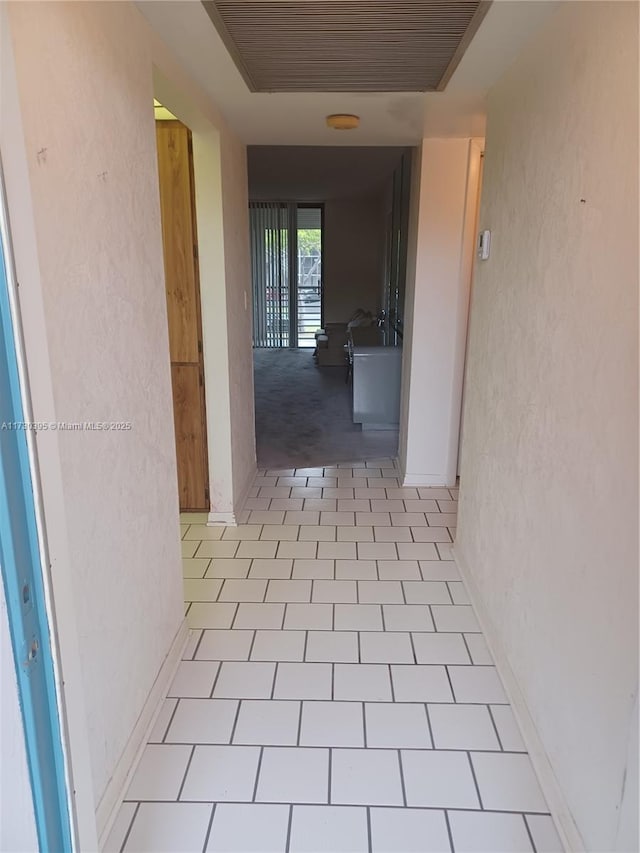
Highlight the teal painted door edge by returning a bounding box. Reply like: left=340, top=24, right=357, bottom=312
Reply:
left=0, top=169, right=73, bottom=850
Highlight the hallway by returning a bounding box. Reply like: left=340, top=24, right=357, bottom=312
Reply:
left=105, top=460, right=561, bottom=853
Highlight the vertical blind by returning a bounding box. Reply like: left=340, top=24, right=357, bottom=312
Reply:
left=249, top=203, right=292, bottom=348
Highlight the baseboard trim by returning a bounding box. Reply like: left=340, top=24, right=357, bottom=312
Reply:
left=96, top=619, right=191, bottom=845
left=452, top=544, right=583, bottom=853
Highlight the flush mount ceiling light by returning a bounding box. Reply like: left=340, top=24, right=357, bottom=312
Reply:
left=326, top=114, right=360, bottom=131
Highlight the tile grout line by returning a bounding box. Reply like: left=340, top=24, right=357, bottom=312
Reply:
left=466, top=751, right=484, bottom=810
left=423, top=702, right=436, bottom=749
left=523, top=814, right=540, bottom=853
left=251, top=746, right=264, bottom=802
left=327, top=747, right=332, bottom=804
left=175, top=744, right=196, bottom=802
left=397, top=748, right=408, bottom=807
left=444, top=664, right=457, bottom=702
left=366, top=805, right=373, bottom=853
left=118, top=801, right=140, bottom=853
left=229, top=698, right=243, bottom=744
left=487, top=704, right=505, bottom=751
left=461, top=633, right=474, bottom=665
left=162, top=698, right=181, bottom=743
left=444, top=809, right=456, bottom=853
left=284, top=803, right=294, bottom=853
left=200, top=803, right=217, bottom=853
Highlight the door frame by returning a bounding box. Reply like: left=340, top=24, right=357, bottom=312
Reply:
left=0, top=163, right=74, bottom=850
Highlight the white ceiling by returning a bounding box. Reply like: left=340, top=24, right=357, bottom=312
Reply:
left=137, top=0, right=558, bottom=145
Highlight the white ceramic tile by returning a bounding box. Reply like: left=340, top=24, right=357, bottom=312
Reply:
left=233, top=603, right=285, bottom=629
left=412, top=632, right=470, bottom=664
left=373, top=526, right=413, bottom=542
left=292, top=559, right=334, bottom=579
left=370, top=808, right=451, bottom=853
left=312, top=580, right=357, bottom=603
left=402, top=499, right=439, bottom=513
left=244, top=497, right=273, bottom=511
left=213, top=662, right=276, bottom=699
left=464, top=633, right=494, bottom=664
left=125, top=744, right=192, bottom=801
left=181, top=539, right=199, bottom=558
left=304, top=498, right=338, bottom=511
left=307, top=478, right=338, bottom=488
left=195, top=629, right=254, bottom=661
left=283, top=603, right=333, bottom=630
left=103, top=802, right=137, bottom=852
left=335, top=604, right=383, bottom=631
left=386, top=488, right=419, bottom=499
left=419, top=561, right=460, bottom=581
left=471, top=752, right=548, bottom=812
left=278, top=477, right=309, bottom=487
left=168, top=661, right=220, bottom=698
left=123, top=803, right=212, bottom=853
left=410, top=527, right=453, bottom=543
left=365, top=702, right=431, bottom=748
left=417, top=488, right=452, bottom=500
left=165, top=698, right=238, bottom=744
left=236, top=540, right=278, bottom=559
left=218, top=578, right=268, bottom=602
left=276, top=541, right=317, bottom=559
left=205, top=558, right=251, bottom=579
left=391, top=665, right=453, bottom=702
left=148, top=698, right=178, bottom=743
left=357, top=542, right=399, bottom=560
left=436, top=499, right=458, bottom=513
left=323, top=487, right=355, bottom=499
left=335, top=559, right=377, bottom=580
left=331, top=748, right=403, bottom=805
left=448, top=811, right=534, bottom=853
left=390, top=512, right=427, bottom=527
left=183, top=579, right=223, bottom=602
left=306, top=630, right=359, bottom=662
left=402, top=750, right=479, bottom=808
left=448, top=580, right=470, bottom=604
left=490, top=704, right=527, bottom=751
left=370, top=499, right=405, bottom=512
left=195, top=540, right=239, bottom=558
left=181, top=745, right=261, bottom=801
left=396, top=542, right=439, bottom=560
left=431, top=605, right=480, bottom=632
left=317, top=541, right=358, bottom=559
left=448, top=665, right=508, bottom=703
left=319, top=511, right=355, bottom=526
left=334, top=664, right=392, bottom=701
left=383, top=604, right=434, bottom=631
left=355, top=512, right=391, bottom=527
left=436, top=542, right=455, bottom=560
left=337, top=526, right=375, bottom=542
left=206, top=803, right=290, bottom=853
left=377, top=560, right=421, bottom=580
left=274, top=662, right=333, bottom=699
left=265, top=579, right=312, bottom=603
left=233, top=699, right=300, bottom=745
left=259, top=486, right=292, bottom=499
left=300, top=701, right=364, bottom=747
left=358, top=580, right=404, bottom=604
left=187, top=603, right=237, bottom=629
left=354, top=488, right=387, bottom=499
left=181, top=512, right=210, bottom=523
left=250, top=630, right=306, bottom=661
left=295, top=467, right=325, bottom=477
left=289, top=806, right=368, bottom=853
left=292, top=487, right=322, bottom=499
left=259, top=524, right=301, bottom=541
left=429, top=703, right=500, bottom=750
left=223, top=523, right=264, bottom=539
left=298, top=524, right=336, bottom=541
left=268, top=498, right=304, bottom=511
left=256, top=747, right=329, bottom=803
left=525, top=815, right=565, bottom=852
left=183, top=558, right=212, bottom=578
left=360, top=632, right=414, bottom=663
left=426, top=512, right=457, bottom=527
left=337, top=499, right=372, bottom=511
left=285, top=510, right=320, bottom=525
left=403, top=581, right=451, bottom=604
left=248, top=559, right=293, bottom=579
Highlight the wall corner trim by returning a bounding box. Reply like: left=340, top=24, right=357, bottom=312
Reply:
left=452, top=544, right=585, bottom=853
left=96, top=619, right=191, bottom=844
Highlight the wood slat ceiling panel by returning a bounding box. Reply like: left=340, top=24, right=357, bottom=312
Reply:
left=203, top=0, right=490, bottom=91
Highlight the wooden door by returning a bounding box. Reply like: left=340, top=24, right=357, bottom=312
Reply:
left=156, top=120, right=209, bottom=510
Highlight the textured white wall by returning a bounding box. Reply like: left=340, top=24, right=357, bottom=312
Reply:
left=7, top=1, right=184, bottom=806
left=456, top=4, right=638, bottom=851
left=399, top=138, right=481, bottom=486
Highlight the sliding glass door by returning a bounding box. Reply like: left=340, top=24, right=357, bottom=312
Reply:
left=250, top=202, right=322, bottom=348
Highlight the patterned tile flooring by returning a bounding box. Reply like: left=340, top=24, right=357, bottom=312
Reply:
left=105, top=459, right=563, bottom=853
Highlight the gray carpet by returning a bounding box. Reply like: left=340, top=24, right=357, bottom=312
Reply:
left=254, top=348, right=398, bottom=469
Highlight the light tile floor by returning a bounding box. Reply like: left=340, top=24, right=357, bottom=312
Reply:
left=105, top=460, right=564, bottom=853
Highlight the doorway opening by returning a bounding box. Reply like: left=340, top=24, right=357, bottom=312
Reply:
left=249, top=203, right=323, bottom=349
left=248, top=146, right=412, bottom=470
